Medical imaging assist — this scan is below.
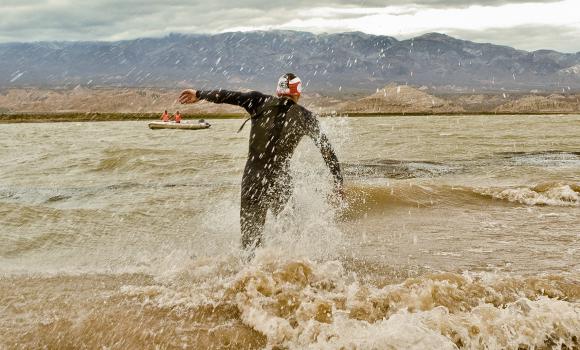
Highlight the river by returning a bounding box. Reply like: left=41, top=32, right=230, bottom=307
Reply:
left=1, top=115, right=579, bottom=349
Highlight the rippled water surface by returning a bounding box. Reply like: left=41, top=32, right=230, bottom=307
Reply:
left=1, top=115, right=579, bottom=349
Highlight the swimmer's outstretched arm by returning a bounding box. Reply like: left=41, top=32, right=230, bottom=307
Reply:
left=179, top=89, right=268, bottom=114
left=302, top=111, right=344, bottom=193
left=316, top=132, right=343, bottom=189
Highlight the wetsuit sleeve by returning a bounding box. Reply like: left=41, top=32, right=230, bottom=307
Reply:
left=303, top=111, right=343, bottom=187
left=196, top=90, right=268, bottom=115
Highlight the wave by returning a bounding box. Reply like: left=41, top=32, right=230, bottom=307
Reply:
left=3, top=182, right=575, bottom=216
left=476, top=183, right=579, bottom=207
left=344, top=151, right=580, bottom=182
left=343, top=160, right=460, bottom=179
left=91, top=147, right=179, bottom=172
left=2, top=254, right=578, bottom=349
left=500, top=151, right=580, bottom=168
left=341, top=181, right=579, bottom=218
left=341, top=183, right=454, bottom=217
left=0, top=182, right=228, bottom=207
left=0, top=187, right=79, bottom=205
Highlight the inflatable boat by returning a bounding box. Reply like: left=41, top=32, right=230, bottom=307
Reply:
left=148, top=121, right=211, bottom=130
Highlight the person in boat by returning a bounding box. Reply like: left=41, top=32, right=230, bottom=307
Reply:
left=172, top=111, right=182, bottom=123
left=178, top=73, right=343, bottom=251
left=161, top=110, right=169, bottom=122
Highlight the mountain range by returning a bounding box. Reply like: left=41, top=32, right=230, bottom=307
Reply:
left=1, top=31, right=580, bottom=93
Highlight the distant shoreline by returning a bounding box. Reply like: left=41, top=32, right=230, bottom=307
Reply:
left=2, top=86, right=579, bottom=122
left=1, top=111, right=579, bottom=124
left=0, top=113, right=246, bottom=124
left=343, top=111, right=580, bottom=116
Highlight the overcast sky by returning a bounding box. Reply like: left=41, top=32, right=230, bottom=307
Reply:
left=0, top=0, right=579, bottom=52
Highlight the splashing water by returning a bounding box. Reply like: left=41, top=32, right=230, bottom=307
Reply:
left=1, top=115, right=579, bottom=348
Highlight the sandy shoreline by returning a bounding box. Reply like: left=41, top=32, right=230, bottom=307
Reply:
left=2, top=111, right=579, bottom=124
left=2, top=85, right=579, bottom=123
left=0, top=112, right=246, bottom=124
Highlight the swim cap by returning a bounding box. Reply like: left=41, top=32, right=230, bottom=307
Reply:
left=276, top=73, right=302, bottom=97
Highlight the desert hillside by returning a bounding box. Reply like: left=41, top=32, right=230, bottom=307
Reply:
left=0, top=87, right=243, bottom=115
left=1, top=86, right=579, bottom=117
left=494, top=94, right=580, bottom=113
left=338, top=84, right=464, bottom=114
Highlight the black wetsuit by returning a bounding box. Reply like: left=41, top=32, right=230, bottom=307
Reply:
left=196, top=90, right=343, bottom=249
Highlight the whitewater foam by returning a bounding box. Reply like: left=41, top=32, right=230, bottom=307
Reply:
left=510, top=151, right=580, bottom=168
left=112, top=253, right=580, bottom=350
left=480, top=184, right=579, bottom=207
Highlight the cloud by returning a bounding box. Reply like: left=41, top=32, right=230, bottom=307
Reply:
left=0, top=0, right=578, bottom=52
left=446, top=25, right=580, bottom=53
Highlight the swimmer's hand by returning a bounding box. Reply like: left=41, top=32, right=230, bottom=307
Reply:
left=331, top=182, right=345, bottom=205
left=335, top=183, right=345, bottom=202
left=179, top=89, right=199, bottom=104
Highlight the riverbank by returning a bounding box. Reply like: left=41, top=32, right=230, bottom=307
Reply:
left=2, top=111, right=579, bottom=124
left=2, top=86, right=579, bottom=120
left=0, top=112, right=246, bottom=124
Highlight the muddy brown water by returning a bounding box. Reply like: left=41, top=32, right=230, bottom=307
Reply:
left=1, top=115, right=579, bottom=349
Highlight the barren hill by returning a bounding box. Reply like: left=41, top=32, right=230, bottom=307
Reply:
left=1, top=86, right=578, bottom=117
left=0, top=87, right=339, bottom=115
left=494, top=94, right=580, bottom=113
left=338, top=84, right=463, bottom=114
left=0, top=87, right=243, bottom=114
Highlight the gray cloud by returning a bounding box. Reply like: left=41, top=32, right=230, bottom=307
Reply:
left=444, top=25, right=580, bottom=53
left=0, top=0, right=575, bottom=52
